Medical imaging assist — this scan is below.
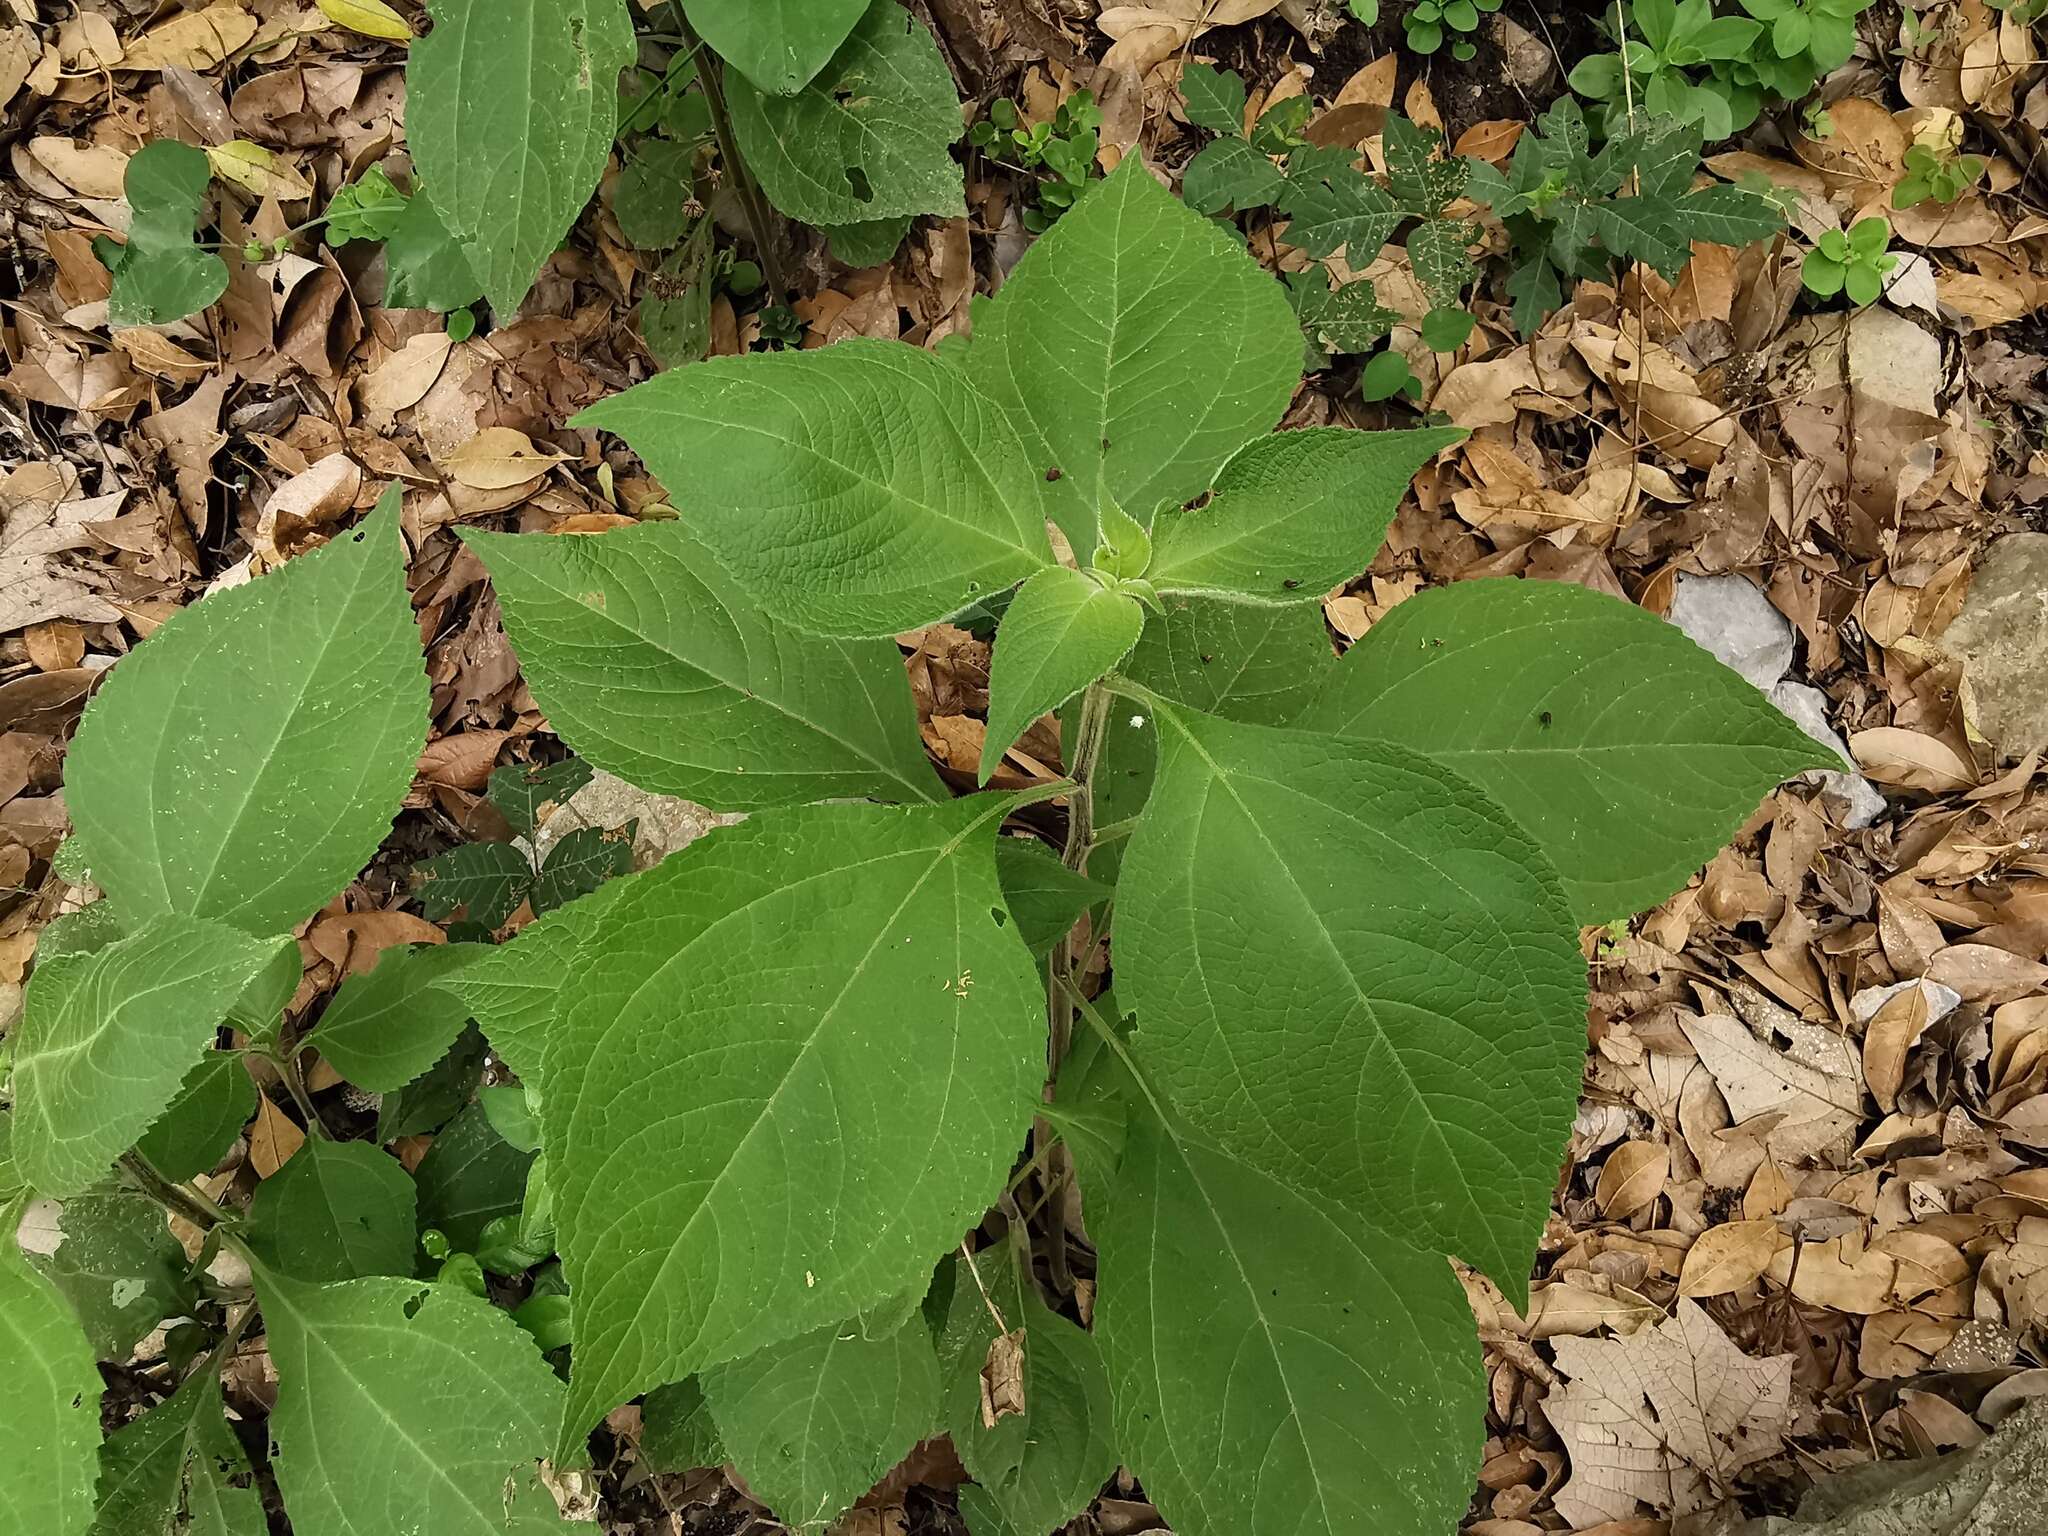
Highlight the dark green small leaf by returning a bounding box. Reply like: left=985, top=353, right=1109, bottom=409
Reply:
left=383, top=189, right=487, bottom=313
left=413, top=843, right=532, bottom=929
left=1179, top=62, right=1248, bottom=136
left=1182, top=138, right=1286, bottom=215
left=415, top=1101, right=537, bottom=1252
left=1406, top=217, right=1475, bottom=307
left=374, top=1024, right=489, bottom=1141
left=1419, top=307, right=1476, bottom=352
left=488, top=758, right=594, bottom=840
left=1278, top=147, right=1400, bottom=261
left=1287, top=271, right=1397, bottom=356
left=1384, top=115, right=1466, bottom=213
left=641, top=1378, right=725, bottom=1474
left=994, top=839, right=1109, bottom=955
left=245, top=1139, right=418, bottom=1283
left=532, top=825, right=635, bottom=916
left=87, top=1364, right=263, bottom=1536
left=1359, top=348, right=1417, bottom=401
left=825, top=216, right=912, bottom=267
left=615, top=140, right=697, bottom=251
left=108, top=140, right=229, bottom=327
left=313, top=944, right=480, bottom=1094
left=136, top=1051, right=257, bottom=1183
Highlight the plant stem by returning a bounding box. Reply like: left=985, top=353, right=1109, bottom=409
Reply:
left=1059, top=683, right=1114, bottom=874
left=264, top=1047, right=332, bottom=1141
left=119, top=1152, right=228, bottom=1233
left=667, top=4, right=789, bottom=299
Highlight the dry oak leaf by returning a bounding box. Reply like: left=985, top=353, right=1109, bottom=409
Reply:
left=1596, top=1142, right=1670, bottom=1220
left=120, top=1, right=257, bottom=71
left=1678, top=1218, right=1784, bottom=1299
left=1679, top=1007, right=1864, bottom=1166
left=444, top=427, right=567, bottom=492
left=1548, top=1299, right=1794, bottom=1528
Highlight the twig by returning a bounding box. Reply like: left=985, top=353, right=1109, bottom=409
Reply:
left=666, top=4, right=790, bottom=299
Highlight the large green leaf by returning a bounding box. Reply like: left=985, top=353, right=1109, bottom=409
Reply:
left=966, top=157, right=1303, bottom=558
left=87, top=1365, right=262, bottom=1536
left=135, top=1053, right=256, bottom=1184
left=27, top=1189, right=192, bottom=1359
left=12, top=917, right=291, bottom=1197
left=727, top=0, right=963, bottom=226
left=259, top=1270, right=570, bottom=1536
left=982, top=568, right=1144, bottom=784
left=684, top=0, right=867, bottom=93
left=1114, top=704, right=1585, bottom=1292
left=1064, top=1044, right=1486, bottom=1536
left=106, top=141, right=229, bottom=327
left=934, top=1253, right=1116, bottom=1536
left=466, top=522, right=937, bottom=808
left=245, top=1140, right=418, bottom=1283
left=1148, top=427, right=1460, bottom=604
left=577, top=340, right=1049, bottom=637
left=310, top=943, right=480, bottom=1094
left=0, top=1229, right=101, bottom=1536
left=408, top=0, right=636, bottom=315
left=1308, top=579, right=1835, bottom=919
left=543, top=797, right=1043, bottom=1454
left=702, top=1302, right=942, bottom=1527
left=64, top=491, right=427, bottom=938
left=416, top=1102, right=537, bottom=1252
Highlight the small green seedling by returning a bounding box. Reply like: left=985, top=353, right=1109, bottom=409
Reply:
left=970, top=91, right=1104, bottom=230
left=1892, top=142, right=1985, bottom=209
left=1802, top=217, right=1897, bottom=304
left=1404, top=0, right=1502, bottom=60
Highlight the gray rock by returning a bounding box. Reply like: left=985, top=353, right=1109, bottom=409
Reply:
left=1669, top=573, right=1797, bottom=691
left=1769, top=681, right=1889, bottom=830
left=527, top=771, right=739, bottom=873
left=1940, top=534, right=2048, bottom=760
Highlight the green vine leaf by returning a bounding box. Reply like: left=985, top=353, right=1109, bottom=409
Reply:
left=415, top=1101, right=537, bottom=1252
left=577, top=341, right=1050, bottom=637
left=701, top=1301, right=942, bottom=1528
left=88, top=1364, right=261, bottom=1536
left=0, top=1228, right=101, bottom=1536
left=1275, top=146, right=1401, bottom=262
left=64, top=490, right=427, bottom=939
left=1181, top=138, right=1285, bottom=216
left=135, top=1052, right=258, bottom=1184
left=105, top=140, right=229, bottom=327
left=413, top=842, right=532, bottom=930
left=1307, top=578, right=1835, bottom=919
left=408, top=0, right=637, bottom=315
left=726, top=0, right=964, bottom=227
left=27, top=1189, right=192, bottom=1360
left=1114, top=705, right=1586, bottom=1294
left=245, top=1140, right=419, bottom=1284
left=965, top=157, right=1303, bottom=560
left=12, top=916, right=292, bottom=1197
left=982, top=568, right=1144, bottom=785
left=993, top=839, right=1108, bottom=955
left=311, top=943, right=481, bottom=1095
left=1148, top=428, right=1461, bottom=604
left=684, top=0, right=868, bottom=94
left=259, top=1270, right=571, bottom=1536
left=543, top=797, right=1043, bottom=1456
left=466, top=522, right=939, bottom=807
left=1063, top=1043, right=1486, bottom=1536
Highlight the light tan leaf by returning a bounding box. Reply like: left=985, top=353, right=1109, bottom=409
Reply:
left=1766, top=1233, right=1895, bottom=1314
left=207, top=141, right=313, bottom=201
left=121, top=1, right=256, bottom=71
left=28, top=137, right=129, bottom=199
left=444, top=427, right=566, bottom=491
left=1522, top=1278, right=1662, bottom=1340
left=1596, top=1142, right=1669, bottom=1220
left=1678, top=1218, right=1782, bottom=1298
left=357, top=330, right=455, bottom=414
left=1849, top=727, right=1977, bottom=791
left=1679, top=1008, right=1863, bottom=1165
left=248, top=1093, right=305, bottom=1177
left=1548, top=1300, right=1794, bottom=1527
left=1862, top=984, right=1935, bottom=1112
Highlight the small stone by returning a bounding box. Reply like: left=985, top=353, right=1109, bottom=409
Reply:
left=1849, top=977, right=1963, bottom=1027
left=527, top=770, right=740, bottom=873
left=1668, top=573, right=1795, bottom=691
left=1769, top=682, right=1888, bottom=830
left=1941, top=534, right=2048, bottom=759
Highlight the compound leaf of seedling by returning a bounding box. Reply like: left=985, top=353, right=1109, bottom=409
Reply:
left=727, top=0, right=964, bottom=227
left=408, top=0, right=636, bottom=316
left=66, top=490, right=427, bottom=939
left=490, top=759, right=595, bottom=840
left=1180, top=61, right=1247, bottom=135
left=382, top=189, right=487, bottom=313
left=0, top=1231, right=101, bottom=1536
left=1064, top=1046, right=1486, bottom=1536
left=683, top=0, right=868, bottom=94
left=467, top=521, right=938, bottom=806
left=1149, top=427, right=1460, bottom=605
left=578, top=341, right=1050, bottom=637
left=1383, top=114, right=1467, bottom=213
left=532, top=825, right=634, bottom=916
left=27, top=1187, right=191, bottom=1360
left=1276, top=146, right=1401, bottom=262
left=1115, top=705, right=1586, bottom=1296
left=246, top=1139, right=419, bottom=1284
left=136, top=1051, right=259, bottom=1184
left=966, top=157, right=1303, bottom=560
left=106, top=139, right=229, bottom=327
left=416, top=1101, right=538, bottom=1253
left=994, top=838, right=1110, bottom=955
left=982, top=568, right=1145, bottom=786
left=312, top=943, right=481, bottom=1095
left=1287, top=272, right=1399, bottom=357
left=12, top=916, right=291, bottom=1197
left=323, top=165, right=410, bottom=245
left=87, top=1363, right=263, bottom=1536
left=1181, top=137, right=1287, bottom=216
left=413, top=842, right=532, bottom=930
left=1406, top=217, right=1476, bottom=308
left=543, top=797, right=1043, bottom=1456
left=614, top=140, right=697, bottom=251
left=701, top=1301, right=942, bottom=1529
left=1307, top=578, right=1834, bottom=919
left=935, top=1254, right=1117, bottom=1536
left=259, top=1270, right=571, bottom=1536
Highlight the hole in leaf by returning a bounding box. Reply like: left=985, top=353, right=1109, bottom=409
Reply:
left=402, top=1286, right=429, bottom=1320
left=844, top=165, right=874, bottom=204
left=991, top=907, right=1007, bottom=928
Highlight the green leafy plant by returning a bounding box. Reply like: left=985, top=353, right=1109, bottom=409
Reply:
left=95, top=141, right=229, bottom=327
left=1892, top=140, right=1986, bottom=208
left=1570, top=0, right=1875, bottom=141
left=1403, top=0, right=1502, bottom=61
left=2, top=159, right=1834, bottom=1536
left=1468, top=97, right=1786, bottom=333
left=1801, top=215, right=1897, bottom=303
left=969, top=92, right=1106, bottom=231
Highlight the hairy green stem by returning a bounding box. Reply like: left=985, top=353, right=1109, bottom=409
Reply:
left=263, top=1047, right=332, bottom=1141
left=667, top=5, right=790, bottom=300
left=119, top=1152, right=229, bottom=1233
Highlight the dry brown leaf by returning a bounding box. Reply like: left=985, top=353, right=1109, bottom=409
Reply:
left=1849, top=727, right=1977, bottom=792
left=445, top=427, right=566, bottom=492
left=1548, top=1300, right=1795, bottom=1527
left=121, top=1, right=257, bottom=71
left=1678, top=1218, right=1783, bottom=1298
left=1863, top=984, right=1935, bottom=1112
left=248, top=1093, right=305, bottom=1177
left=1596, top=1142, right=1669, bottom=1220
left=1680, top=1007, right=1863, bottom=1164
left=357, top=330, right=455, bottom=414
